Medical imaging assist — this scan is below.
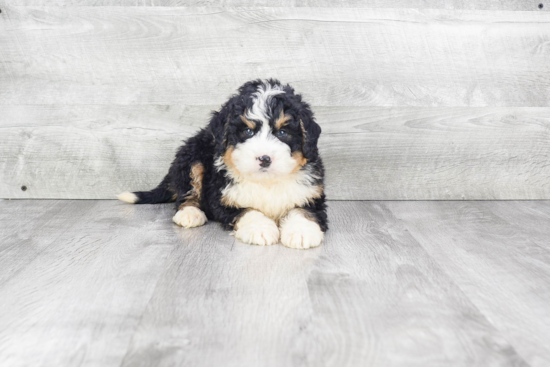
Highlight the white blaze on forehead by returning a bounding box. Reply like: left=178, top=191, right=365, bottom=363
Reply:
left=245, top=83, right=284, bottom=130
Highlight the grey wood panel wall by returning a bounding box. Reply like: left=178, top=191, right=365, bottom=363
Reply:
left=1, top=4, right=549, bottom=199
left=2, top=105, right=549, bottom=200
left=2, top=7, right=550, bottom=106
left=6, top=1, right=548, bottom=11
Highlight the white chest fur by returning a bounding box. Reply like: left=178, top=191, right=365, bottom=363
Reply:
left=221, top=171, right=322, bottom=221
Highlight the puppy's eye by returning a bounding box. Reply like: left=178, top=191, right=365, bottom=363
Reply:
left=244, top=128, right=255, bottom=136
left=276, top=129, right=287, bottom=138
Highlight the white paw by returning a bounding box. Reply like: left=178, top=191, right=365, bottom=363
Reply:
left=234, top=210, right=280, bottom=246
left=280, top=209, right=324, bottom=249
left=173, top=206, right=207, bottom=228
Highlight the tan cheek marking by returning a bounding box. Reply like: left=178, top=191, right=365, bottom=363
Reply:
left=291, top=151, right=308, bottom=173
left=275, top=110, right=291, bottom=130
left=220, top=145, right=243, bottom=208
left=240, top=115, right=256, bottom=129
left=178, top=162, right=205, bottom=210
left=222, top=146, right=240, bottom=175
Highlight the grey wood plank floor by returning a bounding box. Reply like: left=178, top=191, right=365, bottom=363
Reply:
left=0, top=200, right=548, bottom=367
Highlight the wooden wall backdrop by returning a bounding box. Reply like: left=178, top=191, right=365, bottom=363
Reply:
left=0, top=2, right=549, bottom=200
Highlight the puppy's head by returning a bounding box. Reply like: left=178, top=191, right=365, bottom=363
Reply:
left=212, top=79, right=321, bottom=182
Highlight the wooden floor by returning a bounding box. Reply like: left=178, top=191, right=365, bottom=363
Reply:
left=0, top=200, right=549, bottom=367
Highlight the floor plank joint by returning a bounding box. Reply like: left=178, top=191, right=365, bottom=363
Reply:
left=1, top=200, right=549, bottom=367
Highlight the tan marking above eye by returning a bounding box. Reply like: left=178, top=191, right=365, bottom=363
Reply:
left=275, top=110, right=292, bottom=130
left=240, top=114, right=256, bottom=129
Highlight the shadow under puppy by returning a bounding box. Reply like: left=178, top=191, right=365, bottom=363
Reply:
left=118, top=79, right=327, bottom=249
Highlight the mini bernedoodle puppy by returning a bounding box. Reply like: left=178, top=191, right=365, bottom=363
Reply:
left=118, top=79, right=327, bottom=249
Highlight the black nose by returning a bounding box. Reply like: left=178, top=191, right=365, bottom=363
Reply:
left=258, top=155, right=271, bottom=168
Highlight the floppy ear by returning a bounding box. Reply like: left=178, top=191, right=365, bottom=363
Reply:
left=299, top=108, right=322, bottom=161
left=208, top=98, right=236, bottom=156
left=208, top=110, right=227, bottom=155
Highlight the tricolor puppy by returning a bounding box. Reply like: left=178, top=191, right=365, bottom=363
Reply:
left=118, top=79, right=327, bottom=249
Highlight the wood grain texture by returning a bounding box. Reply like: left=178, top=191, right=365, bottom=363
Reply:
left=5, top=0, right=547, bottom=10
left=2, top=199, right=548, bottom=366
left=0, top=200, right=96, bottom=285
left=288, top=201, right=528, bottom=367
left=0, top=200, right=176, bottom=367
left=119, top=221, right=323, bottom=367
left=387, top=201, right=550, bottom=367
left=2, top=105, right=549, bottom=200
left=1, top=6, right=549, bottom=106
left=0, top=105, right=201, bottom=199
left=120, top=200, right=527, bottom=367
left=475, top=201, right=550, bottom=250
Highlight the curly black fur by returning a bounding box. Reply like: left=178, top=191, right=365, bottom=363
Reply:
left=126, top=79, right=327, bottom=232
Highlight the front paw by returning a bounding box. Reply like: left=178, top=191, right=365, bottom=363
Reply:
left=280, top=209, right=324, bottom=249
left=234, top=210, right=279, bottom=246
left=173, top=206, right=207, bottom=228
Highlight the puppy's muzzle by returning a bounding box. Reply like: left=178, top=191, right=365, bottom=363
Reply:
left=258, top=155, right=272, bottom=168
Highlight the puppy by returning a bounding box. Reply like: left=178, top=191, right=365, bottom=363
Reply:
left=118, top=79, right=327, bottom=249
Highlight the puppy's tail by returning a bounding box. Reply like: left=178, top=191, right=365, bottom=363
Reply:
left=117, top=175, right=176, bottom=204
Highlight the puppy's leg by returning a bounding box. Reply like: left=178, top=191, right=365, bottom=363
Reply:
left=173, top=206, right=207, bottom=228
left=172, top=162, right=207, bottom=228
left=234, top=210, right=280, bottom=246
left=280, top=208, right=324, bottom=249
